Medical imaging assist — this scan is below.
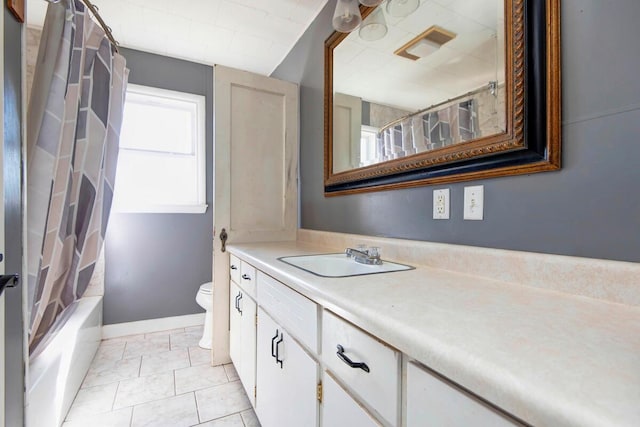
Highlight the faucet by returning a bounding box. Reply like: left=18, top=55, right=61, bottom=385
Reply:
left=345, top=247, right=382, bottom=265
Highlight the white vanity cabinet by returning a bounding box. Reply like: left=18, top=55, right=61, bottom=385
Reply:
left=229, top=261, right=257, bottom=406
left=406, top=362, right=520, bottom=427
left=228, top=250, right=522, bottom=427
left=256, top=307, right=318, bottom=427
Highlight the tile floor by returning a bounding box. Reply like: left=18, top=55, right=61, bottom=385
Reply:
left=63, top=325, right=260, bottom=427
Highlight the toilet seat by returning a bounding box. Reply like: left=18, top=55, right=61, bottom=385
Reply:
left=199, top=282, right=213, bottom=294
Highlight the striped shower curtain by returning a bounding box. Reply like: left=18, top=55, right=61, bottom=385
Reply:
left=27, top=0, right=128, bottom=352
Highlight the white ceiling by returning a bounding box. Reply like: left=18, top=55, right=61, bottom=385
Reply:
left=27, top=0, right=329, bottom=75
left=334, top=0, right=504, bottom=112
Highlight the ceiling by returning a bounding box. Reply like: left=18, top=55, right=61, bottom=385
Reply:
left=334, top=0, right=504, bottom=112
left=27, top=0, right=329, bottom=75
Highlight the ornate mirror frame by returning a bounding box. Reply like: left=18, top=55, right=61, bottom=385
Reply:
left=324, top=0, right=561, bottom=196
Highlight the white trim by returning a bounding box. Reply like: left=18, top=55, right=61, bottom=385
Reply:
left=101, top=313, right=205, bottom=339
left=115, top=203, right=208, bottom=214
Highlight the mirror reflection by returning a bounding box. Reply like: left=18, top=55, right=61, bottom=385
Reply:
left=332, top=0, right=506, bottom=173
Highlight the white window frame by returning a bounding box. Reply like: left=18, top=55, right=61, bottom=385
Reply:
left=114, top=84, right=207, bottom=214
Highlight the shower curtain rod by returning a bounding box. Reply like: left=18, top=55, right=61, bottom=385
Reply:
left=45, top=0, right=119, bottom=52
left=378, top=81, right=499, bottom=133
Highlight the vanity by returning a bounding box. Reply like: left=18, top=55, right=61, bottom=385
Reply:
left=225, top=230, right=640, bottom=427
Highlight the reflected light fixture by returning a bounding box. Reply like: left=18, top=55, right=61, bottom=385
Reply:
left=394, top=26, right=456, bottom=60
left=332, top=0, right=362, bottom=32
left=386, top=0, right=420, bottom=17
left=359, top=7, right=388, bottom=41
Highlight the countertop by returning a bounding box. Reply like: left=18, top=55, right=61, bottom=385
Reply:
left=228, top=241, right=640, bottom=427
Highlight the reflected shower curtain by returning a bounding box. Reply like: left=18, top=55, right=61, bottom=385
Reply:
left=27, top=0, right=128, bottom=352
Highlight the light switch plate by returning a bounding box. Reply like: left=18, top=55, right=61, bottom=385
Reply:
left=463, top=185, right=484, bottom=220
left=433, top=188, right=450, bottom=219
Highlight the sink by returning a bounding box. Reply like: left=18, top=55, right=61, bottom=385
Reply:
left=278, top=253, right=413, bottom=278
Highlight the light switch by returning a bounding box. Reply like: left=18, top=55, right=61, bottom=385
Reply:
left=433, top=188, right=450, bottom=219
left=463, top=185, right=484, bottom=220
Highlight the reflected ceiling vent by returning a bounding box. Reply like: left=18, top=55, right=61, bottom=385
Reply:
left=395, top=26, right=456, bottom=60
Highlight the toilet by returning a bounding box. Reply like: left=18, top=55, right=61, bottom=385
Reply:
left=195, top=282, right=213, bottom=349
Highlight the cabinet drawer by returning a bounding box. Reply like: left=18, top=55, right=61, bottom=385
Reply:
left=239, top=261, right=256, bottom=298
left=257, top=272, right=318, bottom=352
left=229, top=254, right=241, bottom=284
left=322, top=310, right=400, bottom=426
left=407, top=362, right=519, bottom=427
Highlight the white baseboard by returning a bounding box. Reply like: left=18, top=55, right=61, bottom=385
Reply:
left=102, top=313, right=206, bottom=339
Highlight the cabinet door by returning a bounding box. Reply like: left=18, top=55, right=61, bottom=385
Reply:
left=229, top=281, right=242, bottom=368
left=322, top=373, right=381, bottom=427
left=407, top=362, right=518, bottom=427
left=256, top=308, right=318, bottom=427
left=240, top=295, right=256, bottom=406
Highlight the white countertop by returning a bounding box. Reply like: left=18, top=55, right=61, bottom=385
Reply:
left=228, top=241, right=640, bottom=427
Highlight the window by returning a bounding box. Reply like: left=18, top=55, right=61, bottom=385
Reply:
left=360, top=125, right=379, bottom=167
left=113, top=84, right=207, bottom=213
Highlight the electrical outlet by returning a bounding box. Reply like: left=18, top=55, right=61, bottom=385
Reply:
left=464, top=185, right=484, bottom=220
left=433, top=188, right=450, bottom=219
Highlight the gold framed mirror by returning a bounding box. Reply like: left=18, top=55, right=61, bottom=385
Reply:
left=324, top=0, right=560, bottom=195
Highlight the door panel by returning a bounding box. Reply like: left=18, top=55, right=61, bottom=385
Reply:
left=230, top=86, right=286, bottom=232
left=211, top=66, right=298, bottom=365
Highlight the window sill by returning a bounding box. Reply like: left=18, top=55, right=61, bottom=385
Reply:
left=114, top=204, right=209, bottom=214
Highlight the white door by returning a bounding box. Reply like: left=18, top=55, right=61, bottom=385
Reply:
left=229, top=281, right=242, bottom=367
left=0, top=12, right=6, bottom=426
left=333, top=92, right=362, bottom=173
left=239, top=295, right=256, bottom=407
left=256, top=308, right=318, bottom=427
left=211, top=66, right=298, bottom=365
left=322, top=372, right=381, bottom=427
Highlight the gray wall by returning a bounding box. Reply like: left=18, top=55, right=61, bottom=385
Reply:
left=104, top=49, right=213, bottom=324
left=3, top=6, right=24, bottom=426
left=272, top=0, right=640, bottom=263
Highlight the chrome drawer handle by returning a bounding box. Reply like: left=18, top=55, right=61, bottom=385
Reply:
left=230, top=265, right=238, bottom=270
left=241, top=274, right=251, bottom=280
left=336, top=345, right=370, bottom=373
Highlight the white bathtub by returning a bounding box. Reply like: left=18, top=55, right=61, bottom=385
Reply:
left=27, top=296, right=103, bottom=427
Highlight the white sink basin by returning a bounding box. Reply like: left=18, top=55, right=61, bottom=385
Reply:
left=278, top=253, right=413, bottom=278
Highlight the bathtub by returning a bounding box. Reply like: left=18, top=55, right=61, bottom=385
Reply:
left=27, top=296, right=103, bottom=427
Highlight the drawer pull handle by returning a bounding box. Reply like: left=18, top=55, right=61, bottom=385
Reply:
left=271, top=329, right=279, bottom=358
left=234, top=292, right=241, bottom=312
left=275, top=333, right=284, bottom=369
left=336, top=345, right=370, bottom=373
left=230, top=265, right=238, bottom=270
left=237, top=293, right=243, bottom=315
left=241, top=274, right=251, bottom=281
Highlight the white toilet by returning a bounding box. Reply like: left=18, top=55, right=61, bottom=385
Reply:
left=195, top=282, right=213, bottom=349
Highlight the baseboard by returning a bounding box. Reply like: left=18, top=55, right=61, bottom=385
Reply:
left=102, top=313, right=206, bottom=339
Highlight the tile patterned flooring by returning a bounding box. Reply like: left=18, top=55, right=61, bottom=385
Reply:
left=63, top=326, right=260, bottom=427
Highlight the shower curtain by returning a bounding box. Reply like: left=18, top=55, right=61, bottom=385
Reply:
left=26, top=0, right=128, bottom=352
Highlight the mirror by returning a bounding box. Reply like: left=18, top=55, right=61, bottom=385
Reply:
left=325, top=0, right=561, bottom=195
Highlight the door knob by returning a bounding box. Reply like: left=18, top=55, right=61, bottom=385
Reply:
left=219, top=228, right=228, bottom=252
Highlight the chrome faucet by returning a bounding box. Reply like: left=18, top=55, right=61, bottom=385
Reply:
left=345, top=247, right=382, bottom=265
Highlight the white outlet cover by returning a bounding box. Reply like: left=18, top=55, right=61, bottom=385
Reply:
left=464, top=185, right=484, bottom=220
left=433, top=188, right=450, bottom=219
